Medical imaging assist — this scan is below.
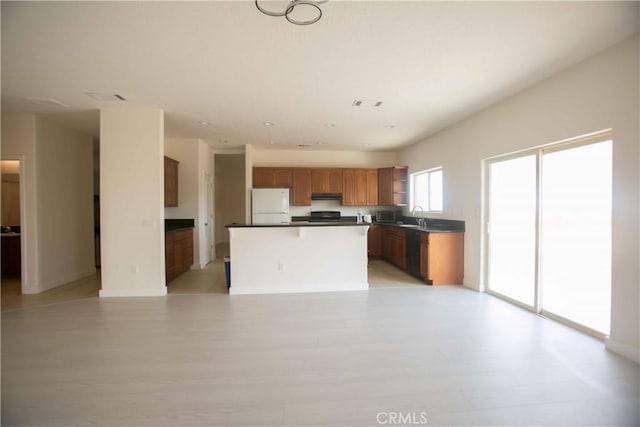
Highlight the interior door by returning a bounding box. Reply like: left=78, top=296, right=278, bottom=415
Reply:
left=205, top=173, right=214, bottom=263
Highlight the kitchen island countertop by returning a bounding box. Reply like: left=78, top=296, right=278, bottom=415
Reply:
left=226, top=222, right=370, bottom=228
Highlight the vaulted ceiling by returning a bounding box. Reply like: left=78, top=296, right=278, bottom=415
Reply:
left=2, top=1, right=638, bottom=150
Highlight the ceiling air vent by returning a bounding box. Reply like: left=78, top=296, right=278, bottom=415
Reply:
left=352, top=100, right=383, bottom=107
left=25, top=98, right=69, bottom=108
left=85, top=92, right=126, bottom=101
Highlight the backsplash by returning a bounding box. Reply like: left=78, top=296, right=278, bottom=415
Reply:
left=290, top=200, right=382, bottom=217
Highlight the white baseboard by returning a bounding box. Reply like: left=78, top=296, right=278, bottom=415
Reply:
left=229, top=282, right=368, bottom=296
left=99, top=286, right=167, bottom=298
left=605, top=337, right=640, bottom=363
left=35, top=268, right=97, bottom=294
left=463, top=280, right=481, bottom=292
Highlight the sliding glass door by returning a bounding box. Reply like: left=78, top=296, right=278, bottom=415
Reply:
left=487, top=155, right=537, bottom=308
left=485, top=135, right=612, bottom=336
left=540, top=141, right=612, bottom=334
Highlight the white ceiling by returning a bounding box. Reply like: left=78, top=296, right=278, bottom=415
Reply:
left=2, top=1, right=638, bottom=151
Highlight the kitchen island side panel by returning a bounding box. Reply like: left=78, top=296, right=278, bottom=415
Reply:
left=228, top=226, right=369, bottom=295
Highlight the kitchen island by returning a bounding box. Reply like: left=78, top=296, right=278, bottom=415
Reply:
left=226, top=222, right=370, bottom=295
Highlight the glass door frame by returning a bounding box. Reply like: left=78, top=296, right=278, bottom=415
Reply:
left=482, top=148, right=541, bottom=312
left=481, top=130, right=612, bottom=339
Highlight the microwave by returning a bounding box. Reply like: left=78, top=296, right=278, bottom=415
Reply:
left=376, top=210, right=396, bottom=223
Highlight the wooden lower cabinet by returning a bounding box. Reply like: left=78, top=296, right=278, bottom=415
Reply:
left=382, top=226, right=406, bottom=270
left=420, top=232, right=464, bottom=285
left=165, top=228, right=194, bottom=283
left=1, top=235, right=21, bottom=278
left=367, top=224, right=381, bottom=258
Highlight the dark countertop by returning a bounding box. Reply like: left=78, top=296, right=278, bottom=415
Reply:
left=165, top=218, right=195, bottom=232
left=226, top=222, right=370, bottom=228
left=373, top=218, right=465, bottom=233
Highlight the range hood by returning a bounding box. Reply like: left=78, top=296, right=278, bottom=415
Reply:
left=311, top=193, right=342, bottom=201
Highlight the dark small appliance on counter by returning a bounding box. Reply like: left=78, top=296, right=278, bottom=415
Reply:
left=376, top=210, right=396, bottom=223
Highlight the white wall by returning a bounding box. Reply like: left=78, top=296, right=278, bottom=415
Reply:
left=252, top=148, right=397, bottom=168
left=1, top=113, right=39, bottom=292
left=35, top=118, right=94, bottom=291
left=1, top=113, right=94, bottom=293
left=100, top=106, right=166, bottom=297
left=398, top=35, right=639, bottom=361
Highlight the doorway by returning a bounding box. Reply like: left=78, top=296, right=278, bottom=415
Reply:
left=484, top=132, right=613, bottom=336
left=1, top=159, right=23, bottom=298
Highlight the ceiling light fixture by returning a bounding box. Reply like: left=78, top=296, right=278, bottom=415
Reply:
left=255, top=0, right=328, bottom=26
left=384, top=125, right=396, bottom=129
left=263, top=121, right=275, bottom=126
left=324, top=123, right=335, bottom=128
left=199, top=121, right=210, bottom=126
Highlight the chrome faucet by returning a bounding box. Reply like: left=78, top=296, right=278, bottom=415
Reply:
left=411, top=205, right=425, bottom=228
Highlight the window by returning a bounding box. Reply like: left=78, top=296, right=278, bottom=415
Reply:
left=410, top=167, right=443, bottom=212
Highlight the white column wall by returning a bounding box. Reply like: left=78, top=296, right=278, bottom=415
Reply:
left=99, top=106, right=166, bottom=297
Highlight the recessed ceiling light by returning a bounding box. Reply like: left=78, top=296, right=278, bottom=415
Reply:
left=263, top=121, right=275, bottom=126
left=352, top=100, right=383, bottom=107
left=324, top=123, right=335, bottom=128
left=199, top=121, right=210, bottom=126
left=384, top=125, right=396, bottom=129
left=315, top=141, right=325, bottom=145
left=84, top=92, right=126, bottom=101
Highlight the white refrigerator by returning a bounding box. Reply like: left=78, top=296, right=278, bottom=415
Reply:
left=252, top=188, right=290, bottom=224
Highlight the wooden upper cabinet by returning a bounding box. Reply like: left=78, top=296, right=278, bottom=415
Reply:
left=342, top=169, right=367, bottom=206
left=366, top=169, right=378, bottom=206
left=311, top=168, right=343, bottom=193
left=343, top=168, right=377, bottom=206
left=378, top=166, right=408, bottom=206
left=292, top=168, right=312, bottom=206
left=253, top=167, right=293, bottom=188
left=164, top=156, right=179, bottom=207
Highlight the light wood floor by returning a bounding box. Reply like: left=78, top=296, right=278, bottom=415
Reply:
left=1, top=244, right=424, bottom=311
left=2, top=243, right=637, bottom=425
left=2, top=282, right=638, bottom=425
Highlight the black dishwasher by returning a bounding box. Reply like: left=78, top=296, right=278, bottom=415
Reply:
left=406, top=229, right=422, bottom=279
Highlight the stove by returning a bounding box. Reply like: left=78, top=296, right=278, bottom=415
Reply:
left=308, top=211, right=341, bottom=222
